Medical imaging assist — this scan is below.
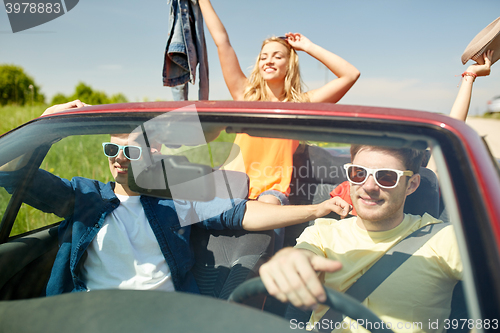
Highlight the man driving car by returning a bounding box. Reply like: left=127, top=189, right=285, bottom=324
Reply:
left=259, top=144, right=461, bottom=333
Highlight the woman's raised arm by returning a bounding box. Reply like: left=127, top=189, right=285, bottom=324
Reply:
left=199, top=0, right=247, bottom=100
left=285, top=33, right=360, bottom=103
left=449, top=50, right=494, bottom=121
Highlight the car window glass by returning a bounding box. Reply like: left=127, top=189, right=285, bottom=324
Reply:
left=43, top=134, right=111, bottom=182
left=0, top=187, right=12, bottom=228
left=161, top=130, right=236, bottom=168
left=2, top=134, right=111, bottom=237
left=2, top=130, right=240, bottom=237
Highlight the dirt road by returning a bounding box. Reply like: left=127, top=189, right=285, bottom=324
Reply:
left=465, top=118, right=500, bottom=159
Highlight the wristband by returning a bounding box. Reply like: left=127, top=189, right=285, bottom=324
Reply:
left=461, top=71, right=477, bottom=80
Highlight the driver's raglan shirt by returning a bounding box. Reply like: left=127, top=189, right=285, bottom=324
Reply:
left=295, top=214, right=462, bottom=333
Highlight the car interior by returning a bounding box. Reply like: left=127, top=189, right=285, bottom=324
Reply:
left=0, top=109, right=491, bottom=332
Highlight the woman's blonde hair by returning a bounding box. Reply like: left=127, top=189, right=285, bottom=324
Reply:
left=243, top=37, right=309, bottom=102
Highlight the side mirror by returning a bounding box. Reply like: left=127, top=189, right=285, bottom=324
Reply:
left=128, top=154, right=250, bottom=202
left=128, top=155, right=215, bottom=201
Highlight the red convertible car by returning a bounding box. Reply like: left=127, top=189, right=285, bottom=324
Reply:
left=0, top=101, right=499, bottom=332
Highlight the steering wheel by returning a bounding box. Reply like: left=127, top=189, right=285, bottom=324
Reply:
left=228, top=277, right=393, bottom=333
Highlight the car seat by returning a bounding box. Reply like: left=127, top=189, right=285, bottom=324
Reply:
left=0, top=226, right=59, bottom=300
left=190, top=227, right=274, bottom=305
left=190, top=170, right=275, bottom=308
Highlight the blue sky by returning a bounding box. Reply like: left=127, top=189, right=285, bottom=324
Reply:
left=1, top=0, right=499, bottom=115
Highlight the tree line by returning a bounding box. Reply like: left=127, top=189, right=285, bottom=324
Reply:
left=0, top=64, right=128, bottom=106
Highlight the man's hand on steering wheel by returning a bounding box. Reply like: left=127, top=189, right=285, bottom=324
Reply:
left=259, top=247, right=342, bottom=310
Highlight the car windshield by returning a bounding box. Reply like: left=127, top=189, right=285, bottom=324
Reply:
left=0, top=108, right=432, bottom=234
left=0, top=105, right=497, bottom=333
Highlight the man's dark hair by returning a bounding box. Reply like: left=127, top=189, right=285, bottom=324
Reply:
left=350, top=144, right=426, bottom=174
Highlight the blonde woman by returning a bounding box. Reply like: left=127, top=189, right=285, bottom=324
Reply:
left=199, top=1, right=360, bottom=213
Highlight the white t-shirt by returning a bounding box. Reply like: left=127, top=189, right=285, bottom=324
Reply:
left=81, top=194, right=175, bottom=292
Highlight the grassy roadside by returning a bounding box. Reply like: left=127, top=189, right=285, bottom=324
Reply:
left=482, top=112, right=500, bottom=120
left=0, top=104, right=113, bottom=236
left=1, top=105, right=49, bottom=235
left=0, top=104, right=48, bottom=135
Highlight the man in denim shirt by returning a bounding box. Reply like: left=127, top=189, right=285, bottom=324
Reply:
left=0, top=101, right=351, bottom=297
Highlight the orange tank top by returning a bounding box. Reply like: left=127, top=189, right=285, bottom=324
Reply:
left=223, top=134, right=299, bottom=199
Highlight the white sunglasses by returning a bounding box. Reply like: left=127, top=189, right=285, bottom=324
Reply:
left=344, top=163, right=413, bottom=189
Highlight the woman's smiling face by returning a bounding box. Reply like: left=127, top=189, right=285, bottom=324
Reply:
left=259, top=41, right=289, bottom=83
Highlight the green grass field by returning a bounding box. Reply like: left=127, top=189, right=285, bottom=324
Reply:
left=0, top=106, right=124, bottom=235
left=0, top=104, right=48, bottom=134
left=1, top=105, right=50, bottom=235
left=0, top=105, right=114, bottom=236
left=483, top=112, right=500, bottom=120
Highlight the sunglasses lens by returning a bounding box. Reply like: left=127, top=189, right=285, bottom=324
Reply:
left=104, top=143, right=119, bottom=157
left=124, top=146, right=141, bottom=160
left=347, top=165, right=400, bottom=188
left=375, top=170, right=398, bottom=187
left=348, top=166, right=367, bottom=183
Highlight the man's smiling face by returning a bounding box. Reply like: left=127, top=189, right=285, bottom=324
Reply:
left=349, top=147, right=420, bottom=231
left=107, top=134, right=134, bottom=194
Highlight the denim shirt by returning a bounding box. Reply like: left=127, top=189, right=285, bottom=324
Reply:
left=163, top=0, right=209, bottom=100
left=0, top=169, right=246, bottom=296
